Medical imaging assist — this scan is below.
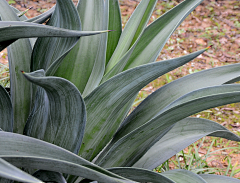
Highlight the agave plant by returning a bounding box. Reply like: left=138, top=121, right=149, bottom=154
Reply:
left=0, top=0, right=240, bottom=182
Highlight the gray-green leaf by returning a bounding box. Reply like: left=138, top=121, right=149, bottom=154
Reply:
left=23, top=70, right=86, bottom=154
left=134, top=117, right=240, bottom=169
left=0, top=158, right=43, bottom=183
left=81, top=48, right=207, bottom=161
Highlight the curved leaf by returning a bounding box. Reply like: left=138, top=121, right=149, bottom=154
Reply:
left=22, top=70, right=86, bottom=154
left=0, top=0, right=32, bottom=134
left=108, top=167, right=174, bottom=183
left=134, top=117, right=240, bottom=169
left=0, top=85, right=12, bottom=132
left=102, top=0, right=203, bottom=81
left=111, top=63, right=240, bottom=147
left=199, top=174, right=240, bottom=183
left=0, top=158, right=42, bottom=183
left=32, top=170, right=66, bottom=183
left=55, top=0, right=108, bottom=96
left=31, top=0, right=81, bottom=74
left=106, top=0, right=157, bottom=72
left=97, top=84, right=240, bottom=167
left=161, top=169, right=207, bottom=183
left=26, top=6, right=55, bottom=24
left=106, top=0, right=122, bottom=65
left=80, top=48, right=207, bottom=161
left=0, top=132, right=134, bottom=183
left=0, top=21, right=109, bottom=51
left=124, top=0, right=204, bottom=70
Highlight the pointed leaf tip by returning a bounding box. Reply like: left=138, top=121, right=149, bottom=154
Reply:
left=206, top=45, right=213, bottom=50
left=20, top=70, right=25, bottom=74
left=105, top=30, right=115, bottom=33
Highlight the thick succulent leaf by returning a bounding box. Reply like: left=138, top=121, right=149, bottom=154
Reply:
left=124, top=0, right=204, bottom=70
left=101, top=41, right=138, bottom=83
left=26, top=6, right=55, bottom=24
left=55, top=0, right=108, bottom=96
left=108, top=167, right=174, bottom=183
left=81, top=0, right=109, bottom=97
left=0, top=21, right=108, bottom=51
left=106, top=0, right=122, bottom=65
left=0, top=0, right=32, bottom=134
left=31, top=0, right=81, bottom=74
left=32, top=170, right=66, bottom=183
left=80, top=48, right=206, bottom=161
left=22, top=70, right=86, bottom=154
left=0, top=85, right=12, bottom=132
left=0, top=132, right=134, bottom=183
left=106, top=0, right=157, bottom=72
left=199, top=174, right=240, bottom=183
left=103, top=0, right=203, bottom=80
left=112, top=63, right=240, bottom=146
left=97, top=84, right=240, bottom=167
left=134, top=117, right=240, bottom=169
left=161, top=169, right=207, bottom=183
left=0, top=158, right=43, bottom=183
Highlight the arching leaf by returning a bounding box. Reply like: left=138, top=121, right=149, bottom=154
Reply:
left=23, top=70, right=86, bottom=154
left=80, top=48, right=206, bottom=161
left=134, top=117, right=240, bottom=169
left=0, top=132, right=134, bottom=183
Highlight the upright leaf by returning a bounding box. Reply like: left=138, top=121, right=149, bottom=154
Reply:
left=98, top=84, right=240, bottom=167
left=106, top=0, right=157, bottom=73
left=55, top=0, right=108, bottom=96
left=106, top=0, right=122, bottom=65
left=0, top=85, right=12, bottom=132
left=80, top=49, right=206, bottom=161
left=103, top=0, right=203, bottom=80
left=124, top=0, right=204, bottom=70
left=23, top=70, right=86, bottom=154
left=31, top=0, right=81, bottom=74
left=108, top=63, right=240, bottom=147
left=0, top=0, right=32, bottom=134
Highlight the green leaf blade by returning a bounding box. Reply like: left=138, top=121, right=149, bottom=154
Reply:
left=134, top=117, right=240, bottom=169
left=0, top=85, right=12, bottom=132
left=0, top=0, right=32, bottom=134
left=108, top=167, right=174, bottom=183
left=106, top=0, right=157, bottom=72
left=0, top=158, right=43, bottom=183
left=98, top=84, right=240, bottom=167
left=0, top=132, right=134, bottom=183
left=124, top=0, right=204, bottom=70
left=106, top=0, right=122, bottom=65
left=23, top=70, right=86, bottom=154
left=31, top=0, right=81, bottom=74
left=199, top=174, right=240, bottom=183
left=55, top=0, right=108, bottom=96
left=161, top=169, right=207, bottom=183
left=81, top=48, right=206, bottom=161
left=113, top=63, right=240, bottom=145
